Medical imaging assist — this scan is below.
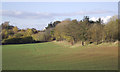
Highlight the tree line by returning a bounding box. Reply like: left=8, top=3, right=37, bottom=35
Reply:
left=0, top=16, right=119, bottom=45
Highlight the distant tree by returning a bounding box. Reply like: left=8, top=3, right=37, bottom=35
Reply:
left=54, top=19, right=88, bottom=45
left=25, top=28, right=34, bottom=36
left=32, top=32, right=47, bottom=42
left=46, top=22, right=53, bottom=29
left=1, top=15, right=119, bottom=45
left=83, top=16, right=89, bottom=22
left=46, top=21, right=61, bottom=29
left=1, top=22, right=14, bottom=30
left=2, top=29, right=8, bottom=39
left=13, top=26, right=18, bottom=33
left=54, top=20, right=72, bottom=41
left=31, top=28, right=38, bottom=34
left=104, top=16, right=118, bottom=42
left=52, top=21, right=61, bottom=27
left=88, top=24, right=104, bottom=44
left=14, top=33, right=23, bottom=38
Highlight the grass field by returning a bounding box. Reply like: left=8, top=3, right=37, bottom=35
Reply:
left=2, top=41, right=118, bottom=70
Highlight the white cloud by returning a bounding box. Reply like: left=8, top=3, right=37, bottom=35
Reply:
left=90, top=17, right=99, bottom=21
left=0, top=10, right=114, bottom=19
left=14, top=11, right=22, bottom=15
left=101, top=16, right=112, bottom=23
left=1, top=10, right=53, bottom=19
left=90, top=16, right=112, bottom=23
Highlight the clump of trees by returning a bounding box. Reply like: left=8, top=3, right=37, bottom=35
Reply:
left=1, top=22, right=38, bottom=44
left=0, top=21, right=61, bottom=44
left=0, top=15, right=119, bottom=45
left=53, top=16, right=119, bottom=45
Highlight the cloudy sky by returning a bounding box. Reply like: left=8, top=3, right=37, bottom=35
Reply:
left=1, top=2, right=118, bottom=30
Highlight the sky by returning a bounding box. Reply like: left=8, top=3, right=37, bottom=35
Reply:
left=1, top=2, right=118, bottom=30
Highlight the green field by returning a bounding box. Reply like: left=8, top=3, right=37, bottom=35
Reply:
left=2, top=42, right=118, bottom=70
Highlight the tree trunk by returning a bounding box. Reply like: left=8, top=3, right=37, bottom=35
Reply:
left=82, top=41, right=84, bottom=46
left=71, top=41, right=73, bottom=45
left=71, top=38, right=75, bottom=45
left=96, top=41, right=98, bottom=45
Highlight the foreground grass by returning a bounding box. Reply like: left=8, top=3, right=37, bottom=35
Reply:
left=2, top=42, right=118, bottom=70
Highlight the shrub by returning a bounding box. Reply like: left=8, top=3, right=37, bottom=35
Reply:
left=2, top=36, right=35, bottom=44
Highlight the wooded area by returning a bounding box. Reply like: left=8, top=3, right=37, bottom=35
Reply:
left=0, top=15, right=119, bottom=45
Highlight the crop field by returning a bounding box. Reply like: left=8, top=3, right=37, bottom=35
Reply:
left=2, top=41, right=118, bottom=70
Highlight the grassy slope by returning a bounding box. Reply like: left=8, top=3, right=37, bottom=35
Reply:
left=2, top=42, right=118, bottom=70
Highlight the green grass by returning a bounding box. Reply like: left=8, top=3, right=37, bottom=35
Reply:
left=2, top=42, right=118, bottom=70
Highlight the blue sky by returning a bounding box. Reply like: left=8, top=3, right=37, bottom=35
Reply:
left=1, top=2, right=118, bottom=30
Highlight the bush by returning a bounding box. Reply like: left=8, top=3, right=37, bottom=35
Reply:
left=21, top=36, right=35, bottom=43
left=2, top=36, right=35, bottom=44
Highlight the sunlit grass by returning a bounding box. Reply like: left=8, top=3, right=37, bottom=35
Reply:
left=2, top=42, right=118, bottom=70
